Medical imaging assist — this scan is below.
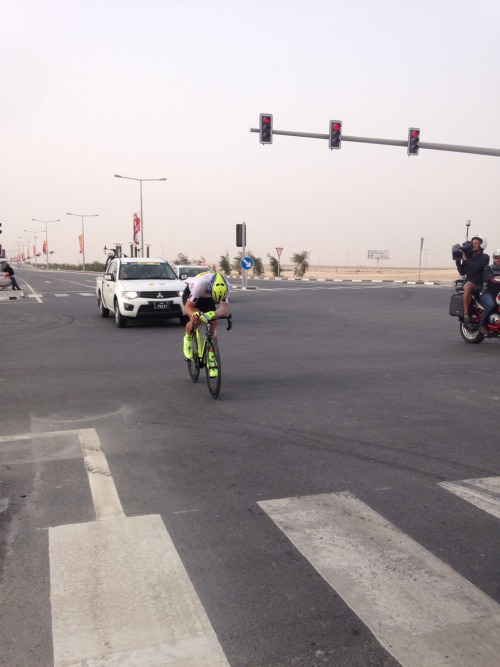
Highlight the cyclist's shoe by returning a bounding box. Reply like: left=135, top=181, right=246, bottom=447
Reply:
left=183, top=334, right=193, bottom=360
left=208, top=351, right=218, bottom=377
left=479, top=325, right=490, bottom=337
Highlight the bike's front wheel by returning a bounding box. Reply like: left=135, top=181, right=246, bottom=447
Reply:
left=205, top=338, right=222, bottom=399
left=187, top=332, right=201, bottom=382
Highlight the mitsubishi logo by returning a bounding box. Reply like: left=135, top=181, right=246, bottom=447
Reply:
left=157, top=292, right=164, bottom=298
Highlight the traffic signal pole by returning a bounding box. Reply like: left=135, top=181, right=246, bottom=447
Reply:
left=250, top=127, right=500, bottom=157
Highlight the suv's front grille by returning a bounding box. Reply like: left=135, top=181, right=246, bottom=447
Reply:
left=139, top=290, right=178, bottom=298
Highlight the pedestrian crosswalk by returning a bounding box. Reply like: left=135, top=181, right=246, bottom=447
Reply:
left=439, top=476, right=500, bottom=520
left=259, top=490, right=500, bottom=667
left=1, top=428, right=499, bottom=666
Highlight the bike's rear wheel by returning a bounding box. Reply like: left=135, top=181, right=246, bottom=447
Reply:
left=187, top=332, right=201, bottom=381
left=205, top=338, right=222, bottom=399
left=459, top=321, right=484, bottom=344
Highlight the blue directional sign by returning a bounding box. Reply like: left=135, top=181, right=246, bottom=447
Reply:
left=241, top=256, right=254, bottom=270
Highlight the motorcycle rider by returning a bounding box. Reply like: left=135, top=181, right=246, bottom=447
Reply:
left=455, top=235, right=489, bottom=329
left=478, top=249, right=500, bottom=336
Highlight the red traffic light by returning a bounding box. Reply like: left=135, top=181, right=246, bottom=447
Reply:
left=407, top=127, right=420, bottom=156
left=333, top=123, right=341, bottom=131
left=259, top=113, right=273, bottom=145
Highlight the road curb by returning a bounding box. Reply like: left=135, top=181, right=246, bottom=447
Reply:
left=232, top=277, right=444, bottom=286
left=0, top=292, right=25, bottom=300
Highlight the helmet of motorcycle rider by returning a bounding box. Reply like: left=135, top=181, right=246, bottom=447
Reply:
left=471, top=235, right=487, bottom=250
left=493, top=249, right=500, bottom=259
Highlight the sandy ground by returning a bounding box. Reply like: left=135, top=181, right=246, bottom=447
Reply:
left=254, top=265, right=460, bottom=282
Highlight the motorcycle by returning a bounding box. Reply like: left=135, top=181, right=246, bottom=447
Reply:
left=449, top=279, right=500, bottom=343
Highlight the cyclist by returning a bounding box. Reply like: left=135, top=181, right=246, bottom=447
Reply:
left=182, top=272, right=231, bottom=376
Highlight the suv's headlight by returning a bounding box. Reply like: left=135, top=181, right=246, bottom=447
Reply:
left=121, top=291, right=138, bottom=299
left=178, top=290, right=184, bottom=296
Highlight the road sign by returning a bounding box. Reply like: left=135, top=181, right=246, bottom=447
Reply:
left=367, top=250, right=389, bottom=260
left=241, top=256, right=254, bottom=270
left=276, top=247, right=283, bottom=257
left=177, top=253, right=184, bottom=259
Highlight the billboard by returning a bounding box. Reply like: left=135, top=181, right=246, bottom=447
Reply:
left=367, top=250, right=389, bottom=260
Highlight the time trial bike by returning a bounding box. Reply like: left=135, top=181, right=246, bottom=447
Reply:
left=187, top=315, right=232, bottom=399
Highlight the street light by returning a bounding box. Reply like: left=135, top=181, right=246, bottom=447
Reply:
left=23, top=229, right=44, bottom=267
left=114, top=174, right=167, bottom=257
left=19, top=236, right=31, bottom=261
left=32, top=218, right=60, bottom=270
left=66, top=213, right=99, bottom=271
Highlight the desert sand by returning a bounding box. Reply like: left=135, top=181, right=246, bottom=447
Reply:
left=254, top=265, right=459, bottom=283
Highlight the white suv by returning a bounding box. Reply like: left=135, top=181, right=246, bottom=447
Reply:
left=96, top=257, right=187, bottom=327
left=173, top=264, right=209, bottom=281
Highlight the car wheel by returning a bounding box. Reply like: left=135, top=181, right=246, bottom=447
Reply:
left=98, top=293, right=109, bottom=318
left=114, top=300, right=128, bottom=328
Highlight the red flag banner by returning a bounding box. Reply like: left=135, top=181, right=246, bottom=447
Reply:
left=33, top=245, right=36, bottom=256
left=43, top=240, right=47, bottom=255
left=133, top=213, right=141, bottom=245
left=78, top=234, right=84, bottom=254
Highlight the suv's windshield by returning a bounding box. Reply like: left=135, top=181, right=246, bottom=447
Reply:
left=119, top=262, right=177, bottom=280
left=180, top=267, right=207, bottom=278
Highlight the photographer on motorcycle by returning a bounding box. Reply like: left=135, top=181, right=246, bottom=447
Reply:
left=455, top=235, right=489, bottom=329
left=478, top=249, right=500, bottom=336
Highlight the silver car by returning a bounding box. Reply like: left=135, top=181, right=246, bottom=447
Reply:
left=0, top=261, right=12, bottom=289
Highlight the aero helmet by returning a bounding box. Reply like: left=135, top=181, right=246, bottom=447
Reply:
left=210, top=273, right=228, bottom=302
left=493, top=248, right=500, bottom=259
left=471, top=235, right=487, bottom=250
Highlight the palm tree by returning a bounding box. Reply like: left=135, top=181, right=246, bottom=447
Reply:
left=291, top=251, right=310, bottom=277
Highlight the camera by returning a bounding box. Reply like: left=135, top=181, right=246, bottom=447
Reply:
left=452, top=240, right=473, bottom=261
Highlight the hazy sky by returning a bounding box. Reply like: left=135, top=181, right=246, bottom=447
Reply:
left=1, top=0, right=499, bottom=267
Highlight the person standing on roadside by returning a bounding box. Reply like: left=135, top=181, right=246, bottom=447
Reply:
left=3, top=262, right=21, bottom=290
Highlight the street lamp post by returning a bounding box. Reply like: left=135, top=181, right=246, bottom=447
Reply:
left=114, top=175, right=167, bottom=257
left=19, top=236, right=31, bottom=261
left=32, top=218, right=60, bottom=270
left=66, top=213, right=99, bottom=271
left=23, top=229, right=44, bottom=267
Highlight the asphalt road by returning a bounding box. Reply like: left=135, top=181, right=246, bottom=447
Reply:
left=1, top=267, right=499, bottom=667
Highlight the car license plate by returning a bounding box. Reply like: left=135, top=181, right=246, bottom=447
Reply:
left=153, top=301, right=171, bottom=310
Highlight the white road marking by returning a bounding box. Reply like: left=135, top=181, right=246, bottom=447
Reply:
left=77, top=428, right=125, bottom=521
left=50, top=515, right=230, bottom=667
left=439, top=476, right=500, bottom=520
left=49, top=428, right=230, bottom=666
left=19, top=279, right=42, bottom=302
left=54, top=293, right=69, bottom=297
left=78, top=292, right=94, bottom=296
left=259, top=491, right=500, bottom=667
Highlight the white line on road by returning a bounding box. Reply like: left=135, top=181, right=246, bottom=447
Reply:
left=50, top=428, right=230, bottom=666
left=77, top=428, right=125, bottom=521
left=20, top=279, right=42, bottom=302
left=54, top=293, right=69, bottom=297
left=259, top=491, right=500, bottom=667
left=439, top=476, right=500, bottom=519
